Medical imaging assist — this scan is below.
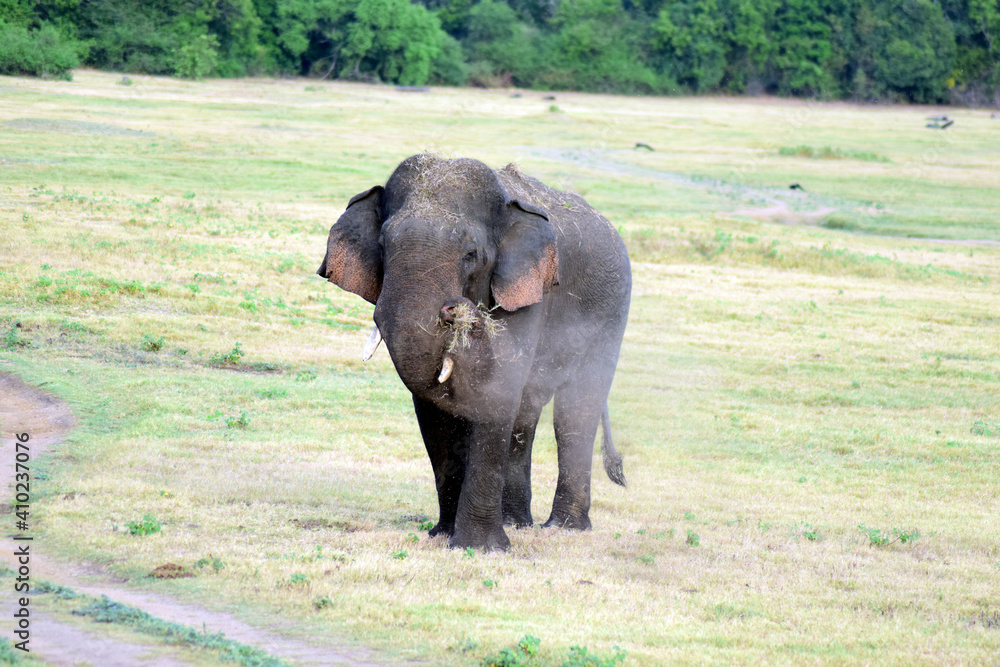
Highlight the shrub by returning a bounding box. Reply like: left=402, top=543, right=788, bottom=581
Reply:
left=126, top=514, right=162, bottom=536
left=0, top=22, right=79, bottom=80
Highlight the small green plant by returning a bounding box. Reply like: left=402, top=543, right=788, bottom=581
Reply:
left=126, top=514, right=162, bottom=536
left=279, top=573, right=310, bottom=588
left=257, top=387, right=288, bottom=399
left=859, top=524, right=921, bottom=547
left=313, top=594, right=334, bottom=610
left=192, top=555, right=225, bottom=572
left=419, top=520, right=435, bottom=531
left=637, top=554, right=655, bottom=564
left=686, top=530, right=700, bottom=547
left=483, top=579, right=496, bottom=589
left=209, top=342, right=245, bottom=366
left=2, top=325, right=30, bottom=350
left=225, top=411, right=250, bottom=429
left=802, top=523, right=823, bottom=541
left=391, top=550, right=409, bottom=560
left=562, top=644, right=627, bottom=667
left=295, top=370, right=318, bottom=382
left=481, top=635, right=540, bottom=667
left=140, top=334, right=165, bottom=352
left=971, top=420, right=999, bottom=437
left=464, top=547, right=475, bottom=558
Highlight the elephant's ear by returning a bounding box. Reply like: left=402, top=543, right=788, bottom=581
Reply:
left=317, top=186, right=384, bottom=305
left=491, top=200, right=560, bottom=312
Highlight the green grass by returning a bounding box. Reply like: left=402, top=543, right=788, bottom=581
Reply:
left=1, top=71, right=999, bottom=665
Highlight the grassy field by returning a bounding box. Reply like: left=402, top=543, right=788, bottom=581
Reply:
left=1, top=70, right=999, bottom=665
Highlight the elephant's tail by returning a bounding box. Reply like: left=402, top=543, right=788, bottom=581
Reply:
left=601, top=404, right=627, bottom=487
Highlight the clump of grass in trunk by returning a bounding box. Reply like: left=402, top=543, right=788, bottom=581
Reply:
left=441, top=302, right=504, bottom=353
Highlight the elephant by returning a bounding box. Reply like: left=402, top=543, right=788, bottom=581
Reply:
left=317, top=154, right=631, bottom=550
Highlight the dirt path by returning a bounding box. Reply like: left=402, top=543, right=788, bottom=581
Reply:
left=0, top=372, right=410, bottom=666
left=526, top=147, right=839, bottom=225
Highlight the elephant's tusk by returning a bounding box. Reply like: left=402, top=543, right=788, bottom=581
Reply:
left=437, top=357, right=454, bottom=383
left=361, top=325, right=382, bottom=361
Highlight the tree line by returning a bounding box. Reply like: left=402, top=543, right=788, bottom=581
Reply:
left=1, top=0, right=998, bottom=105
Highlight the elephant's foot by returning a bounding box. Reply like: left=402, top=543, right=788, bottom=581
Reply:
left=449, top=523, right=511, bottom=551
left=542, top=511, right=592, bottom=531
left=502, top=499, right=533, bottom=528
left=502, top=511, right=533, bottom=528
left=428, top=520, right=455, bottom=538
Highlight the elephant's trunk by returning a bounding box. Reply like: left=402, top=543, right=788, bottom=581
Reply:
left=373, top=291, right=496, bottom=400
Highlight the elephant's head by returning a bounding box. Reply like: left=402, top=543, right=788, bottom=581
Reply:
left=317, top=155, right=559, bottom=412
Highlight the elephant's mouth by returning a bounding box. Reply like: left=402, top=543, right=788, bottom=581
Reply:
left=364, top=298, right=503, bottom=390
left=437, top=298, right=504, bottom=353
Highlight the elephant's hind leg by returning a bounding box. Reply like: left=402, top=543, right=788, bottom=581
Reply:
left=543, top=378, right=610, bottom=530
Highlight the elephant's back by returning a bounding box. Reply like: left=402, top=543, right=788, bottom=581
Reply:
left=496, top=164, right=631, bottom=324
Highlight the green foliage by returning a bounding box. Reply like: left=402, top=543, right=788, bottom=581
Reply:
left=4, top=0, right=996, bottom=100
left=562, top=645, right=627, bottom=667
left=481, top=635, right=540, bottom=667
left=140, top=334, right=165, bottom=352
left=209, top=342, right=245, bottom=366
left=2, top=324, right=30, bottom=350
left=652, top=0, right=727, bottom=93
left=70, top=594, right=285, bottom=665
left=193, top=555, right=226, bottom=571
left=174, top=32, right=220, bottom=79
left=271, top=0, right=445, bottom=83
left=428, top=32, right=467, bottom=84
left=852, top=0, right=957, bottom=103
left=971, top=420, right=999, bottom=437
left=313, top=594, right=334, bottom=610
left=686, top=529, right=700, bottom=546
left=126, top=514, right=162, bottom=536
left=278, top=573, right=310, bottom=587
left=0, top=637, right=23, bottom=664
left=0, top=22, right=79, bottom=80
left=859, top=524, right=921, bottom=547
left=462, top=0, right=542, bottom=86
left=225, top=411, right=250, bottom=429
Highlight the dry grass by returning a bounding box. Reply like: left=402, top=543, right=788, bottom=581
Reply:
left=1, top=70, right=999, bottom=665
left=442, top=301, right=505, bottom=352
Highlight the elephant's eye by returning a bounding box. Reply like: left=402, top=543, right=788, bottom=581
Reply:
left=463, top=249, right=478, bottom=264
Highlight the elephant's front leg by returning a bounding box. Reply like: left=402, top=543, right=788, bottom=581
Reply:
left=502, top=387, right=551, bottom=528
left=451, top=419, right=517, bottom=551
left=413, top=396, right=469, bottom=538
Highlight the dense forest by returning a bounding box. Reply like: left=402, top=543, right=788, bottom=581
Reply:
left=1, top=0, right=998, bottom=105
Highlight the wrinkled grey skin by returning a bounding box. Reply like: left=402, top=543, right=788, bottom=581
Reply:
left=318, top=155, right=631, bottom=550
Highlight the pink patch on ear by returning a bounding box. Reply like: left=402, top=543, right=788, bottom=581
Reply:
left=493, top=240, right=559, bottom=311
left=494, top=265, right=544, bottom=311
left=325, top=244, right=381, bottom=304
